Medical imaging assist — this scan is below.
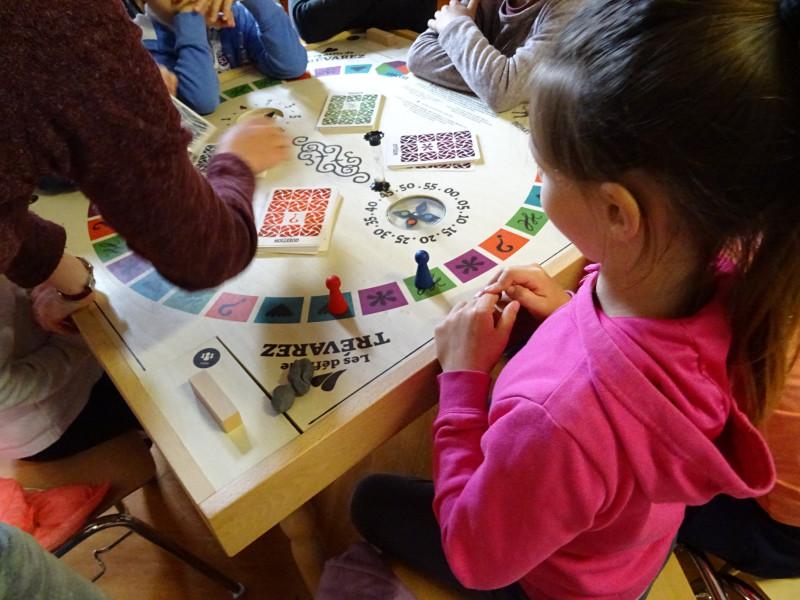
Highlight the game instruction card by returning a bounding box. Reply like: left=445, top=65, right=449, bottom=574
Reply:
left=316, top=93, right=384, bottom=133
left=385, top=129, right=481, bottom=169
left=256, top=187, right=341, bottom=255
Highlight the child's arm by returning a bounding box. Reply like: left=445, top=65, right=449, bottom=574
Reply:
left=167, top=11, right=220, bottom=114
left=407, top=29, right=474, bottom=95
left=237, top=0, right=308, bottom=79
left=146, top=5, right=220, bottom=115
left=418, top=0, right=546, bottom=113
left=0, top=287, right=99, bottom=413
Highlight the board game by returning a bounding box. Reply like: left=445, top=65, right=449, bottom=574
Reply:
left=35, top=34, right=572, bottom=550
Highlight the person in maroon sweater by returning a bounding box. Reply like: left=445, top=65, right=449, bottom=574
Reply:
left=0, top=0, right=288, bottom=331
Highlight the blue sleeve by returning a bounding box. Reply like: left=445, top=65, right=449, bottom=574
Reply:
left=170, top=12, right=219, bottom=115
left=238, top=0, right=308, bottom=79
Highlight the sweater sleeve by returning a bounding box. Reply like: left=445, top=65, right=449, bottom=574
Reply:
left=406, top=29, right=473, bottom=95
left=167, top=12, right=220, bottom=115
left=3, top=213, right=66, bottom=289
left=434, top=371, right=606, bottom=590
left=35, top=1, right=256, bottom=291
left=435, top=16, right=538, bottom=112
left=239, top=0, right=308, bottom=79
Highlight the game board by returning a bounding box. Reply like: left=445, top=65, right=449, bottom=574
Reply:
left=36, top=34, right=573, bottom=554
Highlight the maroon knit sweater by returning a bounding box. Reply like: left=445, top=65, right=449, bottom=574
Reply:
left=0, top=0, right=257, bottom=291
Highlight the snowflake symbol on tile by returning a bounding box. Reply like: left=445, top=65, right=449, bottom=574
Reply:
left=455, top=256, right=484, bottom=274
left=420, top=142, right=434, bottom=152
left=367, top=290, right=397, bottom=307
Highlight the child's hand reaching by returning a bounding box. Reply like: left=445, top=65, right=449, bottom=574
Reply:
left=480, top=264, right=572, bottom=320
left=216, top=118, right=290, bottom=174
left=428, top=0, right=479, bottom=33
left=435, top=292, right=519, bottom=373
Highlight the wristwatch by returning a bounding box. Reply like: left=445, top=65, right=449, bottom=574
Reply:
left=57, top=257, right=96, bottom=302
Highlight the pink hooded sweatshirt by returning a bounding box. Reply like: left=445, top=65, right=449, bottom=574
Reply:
left=434, top=268, right=775, bottom=599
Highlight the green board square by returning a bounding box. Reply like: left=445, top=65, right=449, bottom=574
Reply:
left=164, top=288, right=216, bottom=314
left=403, top=267, right=456, bottom=301
left=223, top=83, right=253, bottom=98
left=252, top=77, right=280, bottom=89
left=506, top=207, right=548, bottom=237
left=93, top=235, right=129, bottom=262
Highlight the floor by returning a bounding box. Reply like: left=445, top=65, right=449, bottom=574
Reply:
left=61, top=447, right=312, bottom=600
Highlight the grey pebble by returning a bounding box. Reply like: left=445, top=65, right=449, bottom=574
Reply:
left=270, top=384, right=296, bottom=413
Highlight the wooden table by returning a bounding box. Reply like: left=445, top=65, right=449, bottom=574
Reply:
left=38, top=33, right=586, bottom=593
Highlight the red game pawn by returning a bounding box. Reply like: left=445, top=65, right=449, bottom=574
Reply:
left=326, top=275, right=349, bottom=316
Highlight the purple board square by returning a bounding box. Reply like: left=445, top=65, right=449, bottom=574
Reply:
left=107, top=254, right=151, bottom=284
left=358, top=282, right=408, bottom=315
left=314, top=66, right=341, bottom=77
left=445, top=249, right=496, bottom=283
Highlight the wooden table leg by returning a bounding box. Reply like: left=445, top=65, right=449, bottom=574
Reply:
left=280, top=503, right=325, bottom=594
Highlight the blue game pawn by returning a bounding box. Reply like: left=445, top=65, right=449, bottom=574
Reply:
left=414, top=250, right=435, bottom=290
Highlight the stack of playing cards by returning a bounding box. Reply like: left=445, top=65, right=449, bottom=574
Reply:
left=172, top=97, right=216, bottom=159
left=316, top=93, right=384, bottom=134
left=385, top=129, right=481, bottom=170
left=256, top=187, right=342, bottom=255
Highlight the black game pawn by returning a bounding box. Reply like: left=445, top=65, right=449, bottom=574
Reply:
left=414, top=250, right=435, bottom=290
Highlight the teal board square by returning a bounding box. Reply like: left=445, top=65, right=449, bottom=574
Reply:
left=93, top=235, right=129, bottom=262
left=506, top=207, right=548, bottom=237
left=524, top=185, right=542, bottom=208
left=345, top=64, right=372, bottom=74
left=163, top=289, right=216, bottom=314
left=403, top=267, right=456, bottom=301
left=255, top=297, right=304, bottom=324
left=131, top=270, right=174, bottom=301
left=308, top=293, right=354, bottom=322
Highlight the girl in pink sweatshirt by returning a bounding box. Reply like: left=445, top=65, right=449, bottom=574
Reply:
left=351, top=1, right=800, bottom=598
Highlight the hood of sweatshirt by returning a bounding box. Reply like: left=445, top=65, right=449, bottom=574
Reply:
left=574, top=267, right=774, bottom=504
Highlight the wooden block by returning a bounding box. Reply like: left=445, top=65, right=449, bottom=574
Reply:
left=391, top=29, right=420, bottom=42
left=366, top=27, right=405, bottom=47
left=189, top=371, right=242, bottom=433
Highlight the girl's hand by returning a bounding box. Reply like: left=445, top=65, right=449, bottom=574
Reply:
left=435, top=293, right=519, bottom=373
left=428, top=0, right=479, bottom=33
left=30, top=285, right=94, bottom=335
left=216, top=118, right=290, bottom=174
left=480, top=264, right=571, bottom=320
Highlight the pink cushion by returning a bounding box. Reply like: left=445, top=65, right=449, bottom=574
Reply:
left=0, top=477, right=109, bottom=551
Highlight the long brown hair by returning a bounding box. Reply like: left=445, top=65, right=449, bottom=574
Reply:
left=530, top=0, right=800, bottom=422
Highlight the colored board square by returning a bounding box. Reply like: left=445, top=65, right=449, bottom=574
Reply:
left=314, top=66, right=341, bottom=77
left=107, top=253, right=151, bottom=284
left=206, top=293, right=258, bottom=322
left=506, top=207, right=549, bottom=237
left=93, top=235, right=129, bottom=262
left=524, top=185, right=542, bottom=208
left=358, top=282, right=408, bottom=315
left=403, top=267, right=456, bottom=301
left=479, top=229, right=529, bottom=260
left=376, top=61, right=408, bottom=77
left=252, top=77, right=280, bottom=89
left=308, top=293, right=354, bottom=322
left=223, top=83, right=253, bottom=98
left=88, top=217, right=115, bottom=240
left=254, top=297, right=304, bottom=324
left=534, top=170, right=542, bottom=183
left=131, top=270, right=174, bottom=301
left=344, top=64, right=372, bottom=74
left=163, top=288, right=215, bottom=314
left=291, top=72, right=312, bottom=81
left=445, top=249, right=497, bottom=283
